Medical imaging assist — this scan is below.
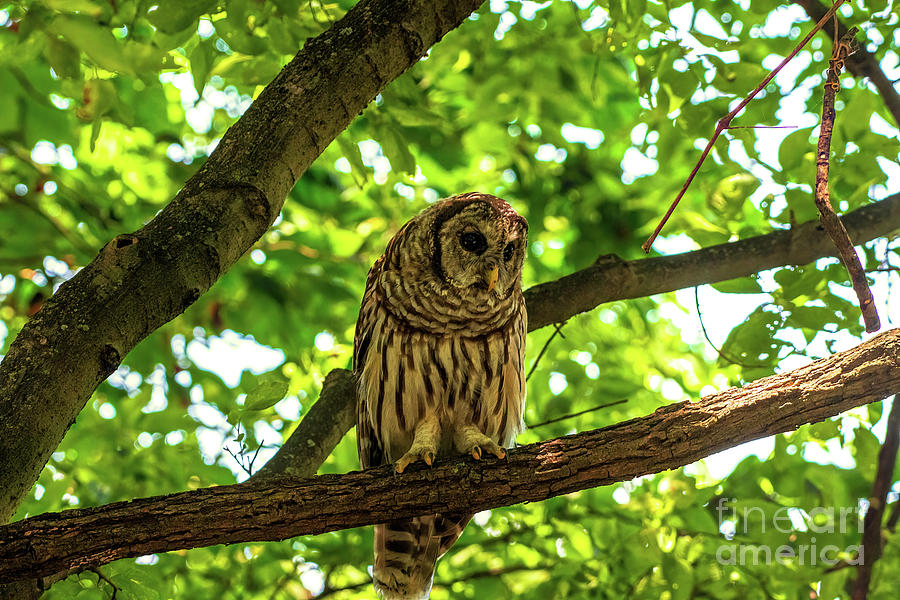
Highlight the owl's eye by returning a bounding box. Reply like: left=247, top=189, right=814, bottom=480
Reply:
left=503, top=242, right=515, bottom=262
left=459, top=231, right=488, bottom=254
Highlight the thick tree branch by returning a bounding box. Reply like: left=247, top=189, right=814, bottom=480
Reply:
left=0, top=0, right=488, bottom=523
left=524, top=193, right=900, bottom=331
left=794, top=0, right=900, bottom=128
left=2, top=329, right=898, bottom=583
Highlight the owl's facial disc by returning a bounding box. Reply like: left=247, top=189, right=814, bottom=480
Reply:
left=434, top=201, right=526, bottom=298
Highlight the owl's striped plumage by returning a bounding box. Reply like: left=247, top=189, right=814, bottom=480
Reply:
left=354, top=193, right=528, bottom=600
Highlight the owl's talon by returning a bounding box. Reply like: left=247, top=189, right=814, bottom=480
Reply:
left=454, top=424, right=505, bottom=462
left=395, top=448, right=436, bottom=473
left=394, top=415, right=441, bottom=473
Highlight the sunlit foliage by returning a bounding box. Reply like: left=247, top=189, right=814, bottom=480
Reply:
left=1, top=0, right=899, bottom=598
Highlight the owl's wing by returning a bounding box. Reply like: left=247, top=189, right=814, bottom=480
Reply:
left=354, top=256, right=386, bottom=470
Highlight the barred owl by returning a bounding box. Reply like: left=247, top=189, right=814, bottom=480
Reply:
left=354, top=192, right=528, bottom=599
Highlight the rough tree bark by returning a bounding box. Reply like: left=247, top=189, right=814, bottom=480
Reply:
left=1, top=328, right=898, bottom=583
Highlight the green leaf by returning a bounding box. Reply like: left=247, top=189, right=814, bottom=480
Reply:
left=48, top=15, right=170, bottom=75
left=45, top=0, right=106, bottom=17
left=378, top=125, right=416, bottom=175
left=266, top=17, right=297, bottom=55
left=271, top=0, right=301, bottom=16
left=710, top=276, right=764, bottom=294
left=809, top=419, right=840, bottom=441
left=45, top=36, right=82, bottom=79
left=189, top=40, right=216, bottom=97
left=336, top=135, right=368, bottom=185
left=853, top=427, right=880, bottom=479
left=89, top=118, right=102, bottom=151
left=243, top=378, right=289, bottom=411
left=214, top=19, right=268, bottom=56
left=707, top=173, right=758, bottom=219
left=777, top=127, right=814, bottom=173
left=867, top=401, right=883, bottom=426
left=146, top=0, right=216, bottom=35
left=790, top=305, right=836, bottom=331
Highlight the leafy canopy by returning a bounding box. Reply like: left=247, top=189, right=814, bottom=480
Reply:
left=0, top=0, right=898, bottom=598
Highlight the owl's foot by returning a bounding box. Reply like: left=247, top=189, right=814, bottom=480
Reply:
left=453, top=424, right=506, bottom=461
left=395, top=414, right=441, bottom=474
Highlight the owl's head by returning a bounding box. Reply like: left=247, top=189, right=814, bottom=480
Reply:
left=426, top=193, right=528, bottom=299
left=377, top=193, right=527, bottom=331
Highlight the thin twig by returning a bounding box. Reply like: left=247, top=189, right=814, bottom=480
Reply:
left=87, top=567, right=118, bottom=600
left=526, top=322, right=566, bottom=381
left=528, top=399, right=628, bottom=429
left=641, top=0, right=848, bottom=253
left=852, top=396, right=900, bottom=599
left=793, top=0, right=900, bottom=128
left=813, top=25, right=880, bottom=333
left=224, top=445, right=254, bottom=476
left=694, top=286, right=773, bottom=369
left=247, top=442, right=264, bottom=473
left=886, top=493, right=900, bottom=534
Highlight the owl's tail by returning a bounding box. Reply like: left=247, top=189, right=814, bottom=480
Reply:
left=373, top=514, right=471, bottom=600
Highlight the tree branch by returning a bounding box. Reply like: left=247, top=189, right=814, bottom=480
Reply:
left=852, top=396, right=900, bottom=599
left=524, top=193, right=900, bottom=331
left=794, top=0, right=900, bottom=128
left=813, top=26, right=880, bottom=332
left=1, top=328, right=898, bottom=583
left=0, top=0, right=488, bottom=524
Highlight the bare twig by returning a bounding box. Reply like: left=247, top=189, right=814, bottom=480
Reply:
left=641, top=0, right=848, bottom=253
left=223, top=423, right=265, bottom=477
left=528, top=399, right=628, bottom=429
left=694, top=286, right=773, bottom=369
left=794, top=0, right=900, bottom=128
left=526, top=322, right=566, bottom=382
left=852, top=396, right=900, bottom=599
left=224, top=445, right=253, bottom=477
left=87, top=567, right=118, bottom=600
left=814, top=25, right=880, bottom=333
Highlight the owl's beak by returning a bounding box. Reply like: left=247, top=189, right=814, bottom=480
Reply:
left=486, top=265, right=499, bottom=292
